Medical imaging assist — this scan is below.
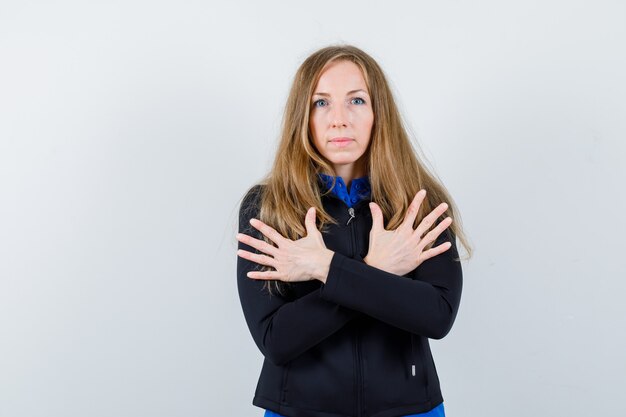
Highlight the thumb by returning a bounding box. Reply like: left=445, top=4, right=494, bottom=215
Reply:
left=304, top=207, right=318, bottom=236
left=369, top=202, right=383, bottom=231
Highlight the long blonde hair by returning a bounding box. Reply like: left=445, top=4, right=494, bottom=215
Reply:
left=243, top=44, right=473, bottom=296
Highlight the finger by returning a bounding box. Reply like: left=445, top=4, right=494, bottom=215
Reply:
left=247, top=270, right=284, bottom=281
left=369, top=202, right=384, bottom=231
left=236, top=233, right=278, bottom=257
left=418, top=241, right=453, bottom=264
left=413, top=202, right=449, bottom=240
left=237, top=249, right=277, bottom=269
left=249, top=218, right=289, bottom=246
left=400, top=189, right=427, bottom=231
left=417, top=216, right=453, bottom=249
left=304, top=207, right=318, bottom=236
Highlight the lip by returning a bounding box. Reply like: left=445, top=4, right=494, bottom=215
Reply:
left=329, top=137, right=354, bottom=148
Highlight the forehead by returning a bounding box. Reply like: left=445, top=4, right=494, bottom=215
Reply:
left=314, top=60, right=368, bottom=92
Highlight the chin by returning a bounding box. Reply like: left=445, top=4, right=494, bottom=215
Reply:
left=328, top=157, right=359, bottom=166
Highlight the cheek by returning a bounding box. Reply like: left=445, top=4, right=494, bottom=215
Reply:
left=309, top=114, right=320, bottom=133
left=310, top=111, right=322, bottom=130
left=309, top=116, right=324, bottom=148
left=357, top=110, right=374, bottom=136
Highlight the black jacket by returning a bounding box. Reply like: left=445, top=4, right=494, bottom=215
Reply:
left=237, top=183, right=463, bottom=417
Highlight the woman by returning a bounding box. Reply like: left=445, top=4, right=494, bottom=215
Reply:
left=236, top=44, right=472, bottom=417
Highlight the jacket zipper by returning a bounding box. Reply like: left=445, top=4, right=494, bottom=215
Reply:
left=281, top=362, right=290, bottom=403
left=347, top=207, right=356, bottom=253
left=347, top=206, right=363, bottom=417
left=355, top=325, right=362, bottom=417
left=411, top=334, right=416, bottom=377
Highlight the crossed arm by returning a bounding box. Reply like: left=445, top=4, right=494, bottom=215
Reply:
left=236, top=185, right=463, bottom=365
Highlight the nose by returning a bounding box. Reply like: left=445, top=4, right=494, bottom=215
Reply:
left=330, top=103, right=349, bottom=128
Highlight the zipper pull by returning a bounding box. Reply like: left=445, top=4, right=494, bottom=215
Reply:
left=347, top=207, right=355, bottom=225
left=410, top=334, right=416, bottom=377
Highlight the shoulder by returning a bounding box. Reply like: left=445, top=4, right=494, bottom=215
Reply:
left=238, top=184, right=267, bottom=235
left=238, top=183, right=267, bottom=225
left=240, top=183, right=266, bottom=210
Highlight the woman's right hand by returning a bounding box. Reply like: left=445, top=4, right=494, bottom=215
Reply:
left=363, top=190, right=453, bottom=276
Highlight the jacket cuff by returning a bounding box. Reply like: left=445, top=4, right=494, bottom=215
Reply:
left=319, top=251, right=347, bottom=302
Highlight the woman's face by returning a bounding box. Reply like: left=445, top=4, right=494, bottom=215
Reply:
left=309, top=60, right=374, bottom=177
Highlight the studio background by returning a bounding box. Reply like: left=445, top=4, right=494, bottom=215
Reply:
left=1, top=1, right=624, bottom=416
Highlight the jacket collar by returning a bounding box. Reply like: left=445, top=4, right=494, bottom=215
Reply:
left=317, top=173, right=371, bottom=208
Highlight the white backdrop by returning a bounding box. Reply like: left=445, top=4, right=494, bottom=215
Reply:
left=1, top=1, right=625, bottom=416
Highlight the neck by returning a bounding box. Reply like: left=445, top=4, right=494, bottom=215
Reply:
left=327, top=160, right=367, bottom=189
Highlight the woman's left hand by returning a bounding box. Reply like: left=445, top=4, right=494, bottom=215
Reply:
left=236, top=207, right=335, bottom=283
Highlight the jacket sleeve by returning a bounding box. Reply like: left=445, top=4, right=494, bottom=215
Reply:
left=236, top=185, right=361, bottom=366
left=318, top=228, right=463, bottom=340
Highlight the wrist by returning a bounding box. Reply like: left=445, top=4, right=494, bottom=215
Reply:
left=313, top=249, right=334, bottom=283
left=364, top=255, right=391, bottom=274
left=364, top=254, right=376, bottom=268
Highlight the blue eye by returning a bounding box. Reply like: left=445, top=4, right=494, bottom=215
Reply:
left=313, top=99, right=327, bottom=107
left=351, top=97, right=366, bottom=105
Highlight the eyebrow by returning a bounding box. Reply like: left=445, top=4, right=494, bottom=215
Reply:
left=312, top=89, right=369, bottom=97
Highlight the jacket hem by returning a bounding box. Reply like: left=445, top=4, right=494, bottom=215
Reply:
left=253, top=395, right=351, bottom=417
left=369, top=394, right=444, bottom=417
left=252, top=394, right=444, bottom=417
